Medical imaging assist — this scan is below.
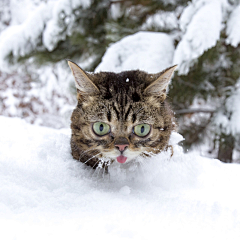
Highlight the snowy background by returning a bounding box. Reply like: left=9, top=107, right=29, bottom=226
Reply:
left=1, top=0, right=240, bottom=239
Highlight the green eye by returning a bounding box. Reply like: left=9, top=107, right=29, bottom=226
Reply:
left=92, top=122, right=110, bottom=136
left=133, top=124, right=151, bottom=137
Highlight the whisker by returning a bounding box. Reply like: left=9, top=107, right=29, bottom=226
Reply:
left=102, top=163, right=108, bottom=179
left=79, top=147, right=96, bottom=160
left=138, top=161, right=147, bottom=179
left=133, top=107, right=144, bottom=115
left=91, top=168, right=98, bottom=180
left=96, top=163, right=104, bottom=178
left=83, top=152, right=101, bottom=165
left=93, top=158, right=102, bottom=169
left=78, top=145, right=100, bottom=162
left=91, top=160, right=102, bottom=179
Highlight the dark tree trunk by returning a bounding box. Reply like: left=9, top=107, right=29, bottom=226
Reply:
left=218, top=134, right=234, bottom=163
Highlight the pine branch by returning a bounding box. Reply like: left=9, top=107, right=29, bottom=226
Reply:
left=110, top=0, right=131, bottom=4
left=175, top=109, right=215, bottom=115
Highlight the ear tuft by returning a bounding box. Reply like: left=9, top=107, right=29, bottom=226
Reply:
left=144, top=65, right=177, bottom=97
left=68, top=60, right=99, bottom=95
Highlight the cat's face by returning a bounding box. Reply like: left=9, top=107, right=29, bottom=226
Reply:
left=68, top=61, right=177, bottom=168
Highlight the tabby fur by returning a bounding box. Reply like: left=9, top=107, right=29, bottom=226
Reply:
left=68, top=60, right=177, bottom=169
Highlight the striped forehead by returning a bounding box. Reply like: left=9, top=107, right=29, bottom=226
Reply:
left=106, top=100, right=154, bottom=124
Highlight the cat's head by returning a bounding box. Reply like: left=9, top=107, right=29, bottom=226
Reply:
left=68, top=60, right=177, bottom=167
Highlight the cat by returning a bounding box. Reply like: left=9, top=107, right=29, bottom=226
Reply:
left=68, top=60, right=177, bottom=169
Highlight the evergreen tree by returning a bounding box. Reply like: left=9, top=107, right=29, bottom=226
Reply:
left=169, top=0, right=240, bottom=162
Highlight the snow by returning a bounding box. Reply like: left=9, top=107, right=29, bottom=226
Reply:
left=141, top=10, right=178, bottom=31
left=214, top=79, right=240, bottom=136
left=0, top=116, right=240, bottom=240
left=95, top=31, right=175, bottom=73
left=0, top=61, right=76, bottom=128
left=9, top=0, right=43, bottom=25
left=42, top=0, right=91, bottom=51
left=173, top=0, right=225, bottom=74
left=0, top=0, right=91, bottom=70
left=110, top=1, right=122, bottom=20
left=0, top=1, right=52, bottom=70
left=226, top=4, right=240, bottom=47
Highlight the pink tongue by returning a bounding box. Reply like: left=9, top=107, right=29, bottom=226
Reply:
left=117, top=155, right=127, bottom=163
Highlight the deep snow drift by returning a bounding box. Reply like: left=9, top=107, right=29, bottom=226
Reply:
left=0, top=116, right=240, bottom=240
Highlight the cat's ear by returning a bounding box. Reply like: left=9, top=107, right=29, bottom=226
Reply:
left=144, top=65, right=177, bottom=101
left=68, top=60, right=99, bottom=96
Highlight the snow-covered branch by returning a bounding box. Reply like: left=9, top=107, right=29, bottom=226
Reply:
left=173, top=0, right=226, bottom=75
left=0, top=0, right=91, bottom=71
left=175, top=108, right=215, bottom=115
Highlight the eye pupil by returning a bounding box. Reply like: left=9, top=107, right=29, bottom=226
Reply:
left=93, top=122, right=110, bottom=136
left=133, top=123, right=150, bottom=137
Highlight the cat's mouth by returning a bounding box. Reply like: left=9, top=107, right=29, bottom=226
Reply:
left=104, top=149, right=141, bottom=164
left=116, top=155, right=127, bottom=164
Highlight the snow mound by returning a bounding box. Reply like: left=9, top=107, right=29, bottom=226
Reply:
left=0, top=116, right=240, bottom=240
left=95, top=31, right=174, bottom=73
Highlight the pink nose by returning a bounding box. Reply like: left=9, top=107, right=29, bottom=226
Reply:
left=115, top=144, right=128, bottom=152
